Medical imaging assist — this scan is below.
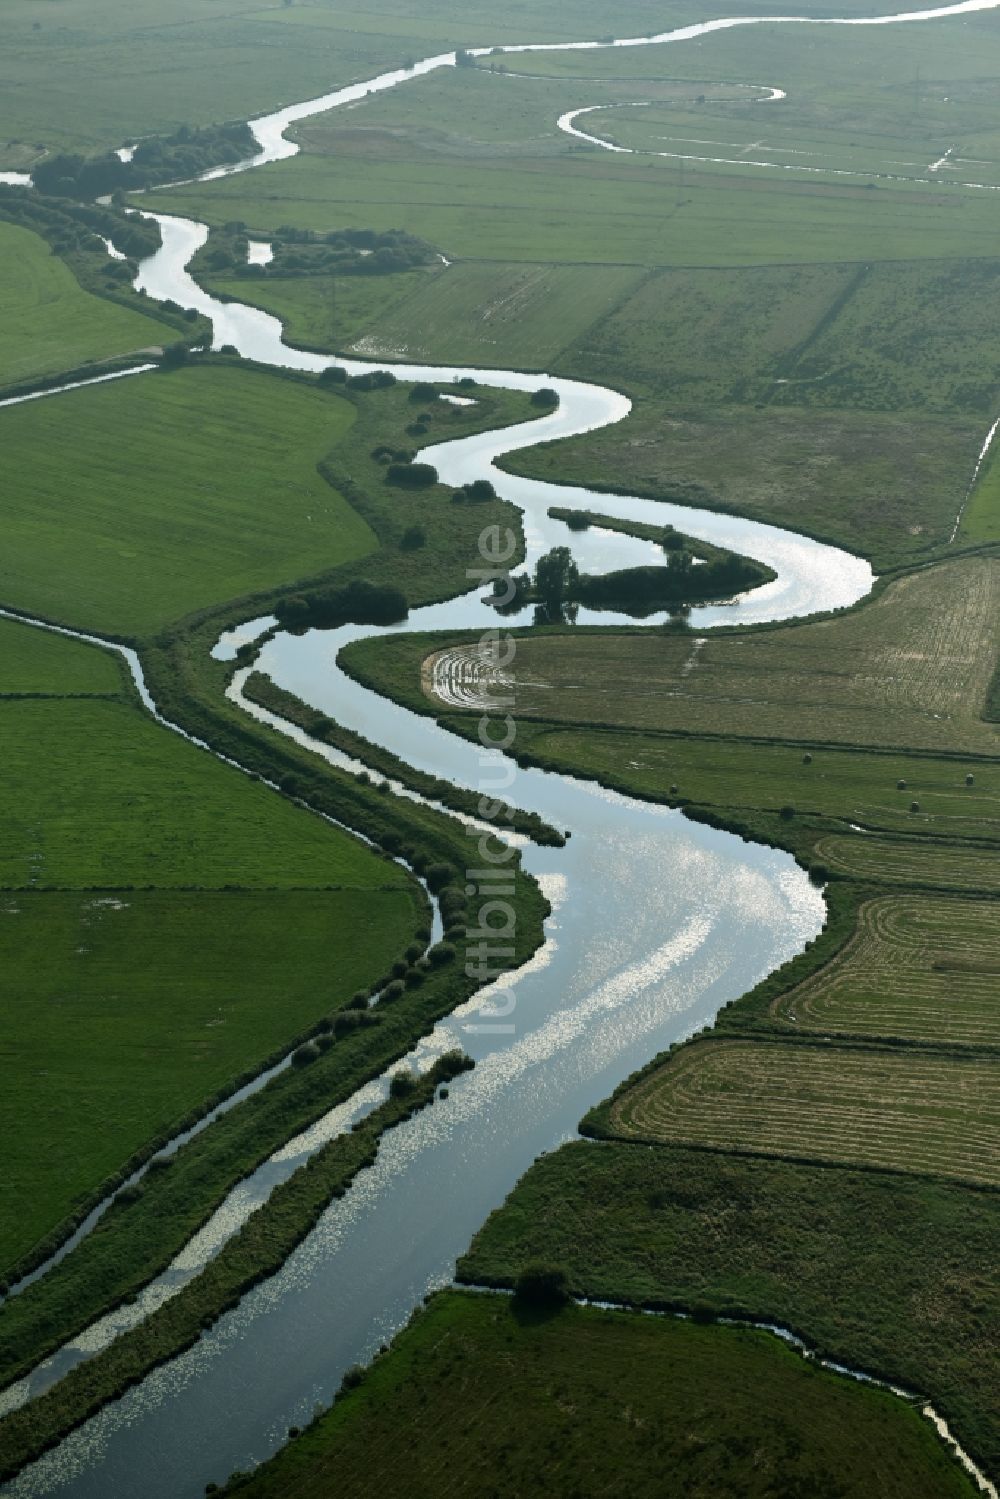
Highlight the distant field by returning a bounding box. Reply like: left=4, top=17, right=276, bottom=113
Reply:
left=231, top=1290, right=975, bottom=1499
left=207, top=269, right=432, bottom=356
left=344, top=261, right=647, bottom=368
left=560, top=260, right=1000, bottom=416
left=0, top=886, right=417, bottom=1269
left=505, top=402, right=980, bottom=567
left=479, top=559, right=1000, bottom=754
left=0, top=697, right=407, bottom=890
left=812, top=833, right=1000, bottom=892
left=770, top=893, right=1000, bottom=1047
left=0, top=616, right=123, bottom=697
left=606, top=1038, right=1000, bottom=1187
left=0, top=363, right=373, bottom=636
left=0, top=222, right=164, bottom=388
left=155, top=147, right=1000, bottom=269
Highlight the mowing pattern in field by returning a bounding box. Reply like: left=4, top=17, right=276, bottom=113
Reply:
left=0, top=363, right=373, bottom=636
left=771, top=894, right=1000, bottom=1048
left=490, top=558, right=1000, bottom=754
left=608, top=1039, right=1000, bottom=1187
left=813, top=835, right=1000, bottom=893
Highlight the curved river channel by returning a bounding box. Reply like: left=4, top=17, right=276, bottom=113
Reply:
left=6, top=3, right=998, bottom=1494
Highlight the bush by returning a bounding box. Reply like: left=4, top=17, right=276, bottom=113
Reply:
left=339, top=1364, right=366, bottom=1394
left=530, top=387, right=559, bottom=408
left=382, top=979, right=406, bottom=1002
left=409, top=382, right=439, bottom=402
left=779, top=805, right=795, bottom=820
left=428, top=941, right=456, bottom=966
left=333, top=1011, right=362, bottom=1037
left=389, top=1069, right=418, bottom=1098
left=387, top=461, right=438, bottom=488
left=514, top=1262, right=570, bottom=1307
left=424, top=862, right=457, bottom=893
left=318, top=365, right=347, bottom=385
left=291, top=1042, right=320, bottom=1067
left=400, top=524, right=426, bottom=550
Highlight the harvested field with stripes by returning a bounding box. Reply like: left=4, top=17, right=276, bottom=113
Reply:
left=813, top=834, right=1000, bottom=892
left=484, top=558, right=1000, bottom=754
left=771, top=894, right=1000, bottom=1048
left=605, top=1039, right=1000, bottom=1187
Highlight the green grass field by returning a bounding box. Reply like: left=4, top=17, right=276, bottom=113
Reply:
left=207, top=268, right=436, bottom=357
left=511, top=724, right=1000, bottom=844
left=603, top=1037, right=1000, bottom=1187
left=226, top=1290, right=977, bottom=1499
left=960, top=440, right=1000, bottom=545
left=506, top=403, right=981, bottom=568
left=0, top=697, right=407, bottom=890
left=0, top=363, right=374, bottom=636
left=0, top=616, right=124, bottom=697
left=0, top=222, right=165, bottom=389
left=770, top=893, right=1000, bottom=1047
left=458, top=1144, right=1000, bottom=1475
left=0, top=886, right=417, bottom=1268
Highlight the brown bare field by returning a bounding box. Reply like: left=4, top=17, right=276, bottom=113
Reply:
left=495, top=558, right=1000, bottom=754
left=771, top=894, right=1000, bottom=1048
left=606, top=1039, right=1000, bottom=1188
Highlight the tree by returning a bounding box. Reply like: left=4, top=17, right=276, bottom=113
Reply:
left=514, top=1262, right=570, bottom=1307
left=534, top=546, right=579, bottom=616
left=530, top=387, right=559, bottom=408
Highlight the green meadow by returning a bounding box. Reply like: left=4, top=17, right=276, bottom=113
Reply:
left=0, top=363, right=373, bottom=637
left=226, top=1290, right=976, bottom=1499
left=0, top=221, right=165, bottom=388
left=0, top=887, right=416, bottom=1269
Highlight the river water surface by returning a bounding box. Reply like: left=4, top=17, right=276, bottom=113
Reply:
left=5, top=3, right=994, bottom=1493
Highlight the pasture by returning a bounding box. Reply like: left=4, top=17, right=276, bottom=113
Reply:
left=459, top=1144, right=1000, bottom=1475
left=0, top=886, right=417, bottom=1270
left=229, top=1290, right=975, bottom=1499
left=206, top=270, right=434, bottom=357
left=0, top=697, right=407, bottom=890
left=0, top=222, right=164, bottom=389
left=605, top=1037, right=1000, bottom=1187
left=510, top=724, right=1000, bottom=845
left=481, top=558, right=1000, bottom=754
left=0, top=363, right=373, bottom=636
left=0, top=616, right=124, bottom=697
left=506, top=403, right=980, bottom=568
left=770, top=893, right=1000, bottom=1048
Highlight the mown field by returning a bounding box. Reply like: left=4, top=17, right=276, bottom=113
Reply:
left=0, top=886, right=416, bottom=1270
left=458, top=1144, right=1000, bottom=1476
left=601, top=1037, right=1000, bottom=1187
left=465, top=559, right=1000, bottom=754
left=0, top=616, right=123, bottom=697
left=961, top=440, right=1000, bottom=545
left=769, top=893, right=1000, bottom=1047
left=225, top=1290, right=977, bottom=1499
left=0, top=222, right=165, bottom=388
left=0, top=363, right=373, bottom=637
left=812, top=833, right=1000, bottom=891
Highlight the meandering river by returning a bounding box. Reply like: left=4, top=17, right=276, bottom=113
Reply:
left=5, top=3, right=997, bottom=1493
